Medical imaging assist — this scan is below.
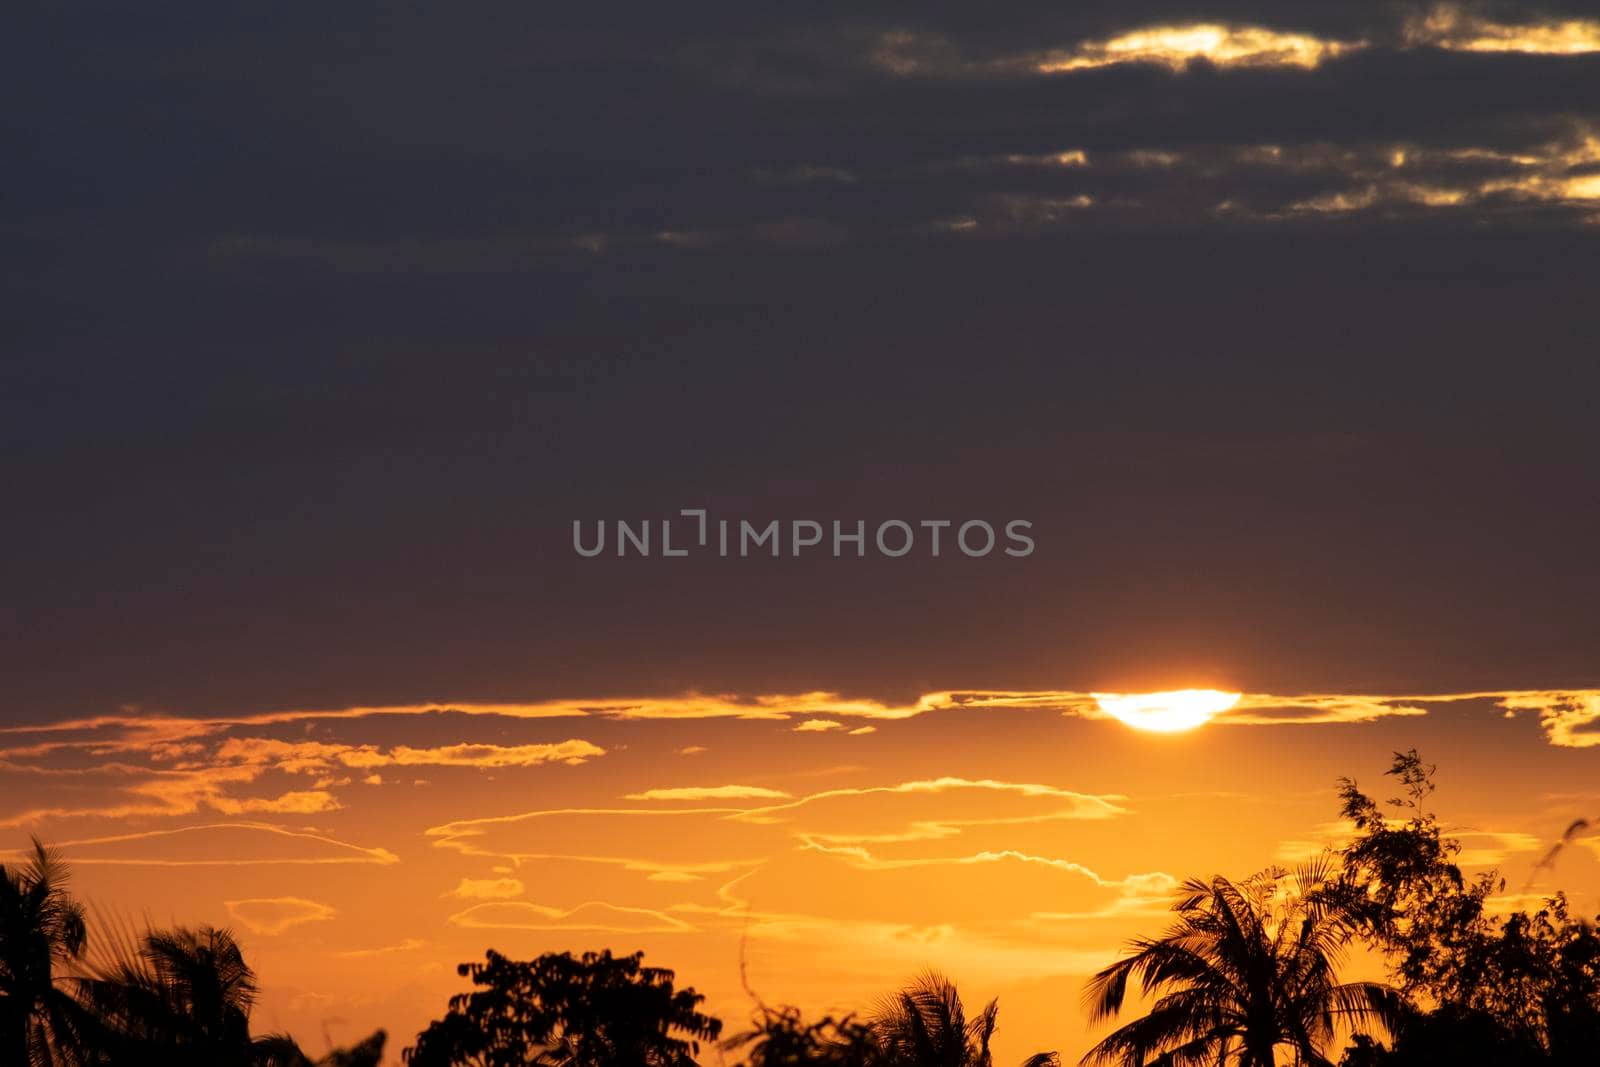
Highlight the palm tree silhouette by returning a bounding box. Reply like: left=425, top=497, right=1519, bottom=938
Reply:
left=311, top=1029, right=386, bottom=1067
left=872, top=970, right=1058, bottom=1067
left=81, top=924, right=304, bottom=1065
left=1080, top=861, right=1399, bottom=1067
left=0, top=837, right=93, bottom=1066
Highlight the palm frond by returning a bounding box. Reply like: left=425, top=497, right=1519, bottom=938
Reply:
left=1078, top=868, right=1399, bottom=1067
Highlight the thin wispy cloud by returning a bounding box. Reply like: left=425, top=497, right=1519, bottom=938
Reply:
left=334, top=938, right=426, bottom=959
left=724, top=777, right=1127, bottom=825
left=225, top=896, right=338, bottom=936
left=0, top=822, right=398, bottom=866
left=446, top=900, right=694, bottom=934
left=443, top=876, right=526, bottom=900
left=416, top=773, right=1134, bottom=934
left=793, top=720, right=846, bottom=733
left=626, top=785, right=792, bottom=801
left=4, top=688, right=1597, bottom=834
left=213, top=738, right=607, bottom=772
left=8, top=687, right=1600, bottom=752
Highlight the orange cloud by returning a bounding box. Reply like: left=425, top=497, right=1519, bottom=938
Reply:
left=225, top=896, right=337, bottom=935
left=444, top=876, right=526, bottom=900
left=446, top=901, right=694, bottom=934
left=626, top=786, right=792, bottom=801
left=728, top=777, right=1128, bottom=825
left=5, top=686, right=1599, bottom=838
left=334, top=938, right=426, bottom=959
left=1498, top=692, right=1600, bottom=748
left=0, top=687, right=1455, bottom=757
left=0, top=764, right=344, bottom=827
left=1220, top=693, right=1432, bottom=725
left=212, top=737, right=605, bottom=772
left=0, top=822, right=399, bottom=867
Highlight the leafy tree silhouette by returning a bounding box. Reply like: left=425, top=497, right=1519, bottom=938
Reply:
left=724, top=1004, right=888, bottom=1066
left=403, top=949, right=721, bottom=1066
left=1334, top=750, right=1600, bottom=1065
left=1335, top=748, right=1497, bottom=1006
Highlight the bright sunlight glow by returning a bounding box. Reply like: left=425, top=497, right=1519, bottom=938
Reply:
left=1092, top=689, right=1242, bottom=733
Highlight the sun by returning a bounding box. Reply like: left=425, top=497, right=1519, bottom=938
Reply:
left=1092, top=689, right=1241, bottom=733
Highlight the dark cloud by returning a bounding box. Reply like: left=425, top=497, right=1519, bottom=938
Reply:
left=3, top=2, right=1598, bottom=721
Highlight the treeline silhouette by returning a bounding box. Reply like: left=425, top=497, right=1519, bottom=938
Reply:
left=4, top=751, right=1599, bottom=1065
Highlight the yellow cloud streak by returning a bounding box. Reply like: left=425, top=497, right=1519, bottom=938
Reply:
left=7, top=686, right=1600, bottom=828
left=0, top=822, right=398, bottom=866
left=0, top=763, right=345, bottom=827
left=1407, top=6, right=1600, bottom=55
left=422, top=778, right=1128, bottom=889
left=443, top=876, right=526, bottom=900
left=213, top=737, right=606, bottom=771
left=872, top=11, right=1600, bottom=87
left=724, top=777, right=1126, bottom=825
left=625, top=785, right=792, bottom=801
left=225, top=896, right=337, bottom=935
left=1038, top=24, right=1363, bottom=72
left=1498, top=692, right=1600, bottom=749
left=446, top=900, right=694, bottom=934
left=334, top=938, right=426, bottom=959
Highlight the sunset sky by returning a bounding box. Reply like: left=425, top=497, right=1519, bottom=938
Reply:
left=4, top=1, right=1600, bottom=1062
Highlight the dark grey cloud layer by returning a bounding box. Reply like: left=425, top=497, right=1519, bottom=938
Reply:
left=3, top=2, right=1598, bottom=721
left=8, top=1, right=1600, bottom=250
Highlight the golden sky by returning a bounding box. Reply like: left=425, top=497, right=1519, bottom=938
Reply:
left=5, top=687, right=1599, bottom=1062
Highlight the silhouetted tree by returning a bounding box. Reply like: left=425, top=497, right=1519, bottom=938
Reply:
left=403, top=949, right=721, bottom=1067
left=725, top=1005, right=889, bottom=1066
left=1336, top=749, right=1497, bottom=1005
left=79, top=924, right=304, bottom=1065
left=7, top=748, right=1599, bottom=1067
left=1400, top=1006, right=1546, bottom=1065
left=1336, top=751, right=1600, bottom=1061
left=1541, top=902, right=1600, bottom=1066
left=873, top=970, right=1057, bottom=1067
left=0, top=838, right=95, bottom=1066
left=1081, top=859, right=1399, bottom=1067
left=310, top=1029, right=386, bottom=1067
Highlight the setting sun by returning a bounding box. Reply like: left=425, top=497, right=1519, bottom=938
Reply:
left=1092, top=688, right=1242, bottom=732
